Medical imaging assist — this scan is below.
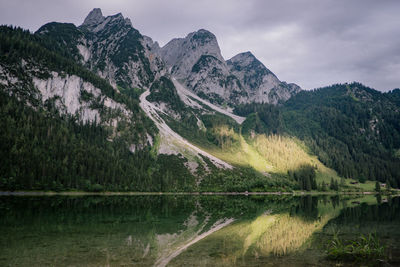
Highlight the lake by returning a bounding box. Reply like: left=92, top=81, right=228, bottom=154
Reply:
left=0, top=194, right=399, bottom=266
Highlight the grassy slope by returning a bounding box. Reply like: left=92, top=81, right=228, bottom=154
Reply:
left=173, top=120, right=375, bottom=192
left=249, top=134, right=339, bottom=183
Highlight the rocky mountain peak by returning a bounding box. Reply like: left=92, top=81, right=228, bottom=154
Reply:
left=228, top=51, right=256, bottom=64
left=60, top=8, right=165, bottom=90
left=160, top=28, right=224, bottom=79
left=110, top=12, right=124, bottom=21
left=232, top=51, right=253, bottom=58
left=187, top=29, right=217, bottom=45
left=80, top=9, right=132, bottom=33
left=227, top=51, right=275, bottom=77
left=227, top=51, right=300, bottom=104
left=78, top=10, right=301, bottom=106
left=82, top=8, right=105, bottom=27
left=160, top=28, right=301, bottom=105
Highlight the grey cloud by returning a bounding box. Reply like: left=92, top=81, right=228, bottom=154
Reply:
left=0, top=0, right=399, bottom=91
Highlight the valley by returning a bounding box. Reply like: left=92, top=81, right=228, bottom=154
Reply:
left=0, top=8, right=399, bottom=194
left=1, top=4, right=400, bottom=266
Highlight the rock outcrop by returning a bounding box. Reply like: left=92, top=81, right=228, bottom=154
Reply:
left=37, top=8, right=166, bottom=91
left=81, top=8, right=105, bottom=28
left=227, top=52, right=301, bottom=104
left=37, top=10, right=300, bottom=107
left=161, top=29, right=224, bottom=80
left=160, top=29, right=301, bottom=106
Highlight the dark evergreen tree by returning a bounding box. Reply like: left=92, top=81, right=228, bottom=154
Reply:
left=375, top=181, right=381, bottom=193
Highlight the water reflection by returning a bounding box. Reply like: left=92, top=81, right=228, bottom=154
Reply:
left=170, top=195, right=347, bottom=266
left=0, top=195, right=398, bottom=266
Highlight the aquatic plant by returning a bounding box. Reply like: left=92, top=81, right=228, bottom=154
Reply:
left=326, top=232, right=385, bottom=262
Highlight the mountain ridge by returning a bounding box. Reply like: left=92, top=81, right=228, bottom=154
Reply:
left=0, top=8, right=399, bottom=192
left=159, top=28, right=301, bottom=106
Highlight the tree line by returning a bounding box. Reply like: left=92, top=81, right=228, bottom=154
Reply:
left=235, top=83, right=400, bottom=188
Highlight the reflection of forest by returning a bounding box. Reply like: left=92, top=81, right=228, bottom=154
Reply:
left=0, top=195, right=296, bottom=266
left=331, top=196, right=400, bottom=224
left=169, top=196, right=400, bottom=266
left=170, top=195, right=344, bottom=266
left=0, top=195, right=398, bottom=266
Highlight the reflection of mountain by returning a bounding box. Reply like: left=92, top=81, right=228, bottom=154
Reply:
left=168, top=195, right=377, bottom=266
left=0, top=195, right=281, bottom=266
left=155, top=218, right=235, bottom=267
left=1, top=9, right=400, bottom=194
left=169, top=210, right=338, bottom=265
left=0, top=195, right=389, bottom=266
left=0, top=196, right=202, bottom=266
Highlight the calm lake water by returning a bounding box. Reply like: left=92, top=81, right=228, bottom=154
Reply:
left=0, top=194, right=399, bottom=266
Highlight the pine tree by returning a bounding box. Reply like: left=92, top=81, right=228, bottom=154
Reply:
left=375, top=181, right=381, bottom=193
left=340, top=177, right=346, bottom=188
left=386, top=180, right=391, bottom=192
left=321, top=182, right=327, bottom=192
left=305, top=176, right=312, bottom=191
left=334, top=180, right=339, bottom=191
left=330, top=178, right=335, bottom=190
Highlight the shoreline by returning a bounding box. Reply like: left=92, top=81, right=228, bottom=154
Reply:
left=0, top=190, right=398, bottom=196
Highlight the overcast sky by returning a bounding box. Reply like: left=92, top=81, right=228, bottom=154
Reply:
left=1, top=0, right=399, bottom=91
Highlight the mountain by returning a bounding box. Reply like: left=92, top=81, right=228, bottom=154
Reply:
left=37, top=8, right=166, bottom=90
left=0, top=25, right=155, bottom=148
left=160, top=29, right=301, bottom=106
left=237, top=83, right=400, bottom=186
left=0, top=10, right=268, bottom=192
left=0, top=24, right=171, bottom=191
left=0, top=8, right=399, bottom=192
left=160, top=29, right=242, bottom=105
left=161, top=29, right=225, bottom=79
left=227, top=52, right=301, bottom=104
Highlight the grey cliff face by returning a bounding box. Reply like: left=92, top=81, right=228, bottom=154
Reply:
left=160, top=29, right=244, bottom=105
left=160, top=29, right=224, bottom=80
left=38, top=10, right=300, bottom=107
left=77, top=9, right=166, bottom=89
left=82, top=8, right=105, bottom=27
left=227, top=52, right=301, bottom=104
left=160, top=29, right=301, bottom=106
left=186, top=55, right=245, bottom=105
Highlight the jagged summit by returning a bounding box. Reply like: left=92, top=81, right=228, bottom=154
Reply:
left=160, top=28, right=301, bottom=105
left=34, top=8, right=166, bottom=90
left=163, top=29, right=217, bottom=45
left=38, top=8, right=301, bottom=106
left=228, top=51, right=258, bottom=68
left=160, top=28, right=224, bottom=80
left=232, top=51, right=253, bottom=58
left=187, top=29, right=217, bottom=44
left=80, top=9, right=131, bottom=32
left=227, top=51, right=300, bottom=103
left=228, top=51, right=261, bottom=65
left=192, top=29, right=214, bottom=35
left=82, top=8, right=105, bottom=26
left=227, top=51, right=275, bottom=77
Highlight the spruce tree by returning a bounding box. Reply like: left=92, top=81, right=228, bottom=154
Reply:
left=375, top=181, right=381, bottom=193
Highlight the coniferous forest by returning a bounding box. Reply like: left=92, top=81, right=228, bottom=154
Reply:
left=0, top=90, right=199, bottom=192
left=236, top=83, right=400, bottom=188
left=0, top=23, right=399, bottom=191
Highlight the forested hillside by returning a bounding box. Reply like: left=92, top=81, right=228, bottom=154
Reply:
left=0, top=26, right=194, bottom=191
left=236, top=83, right=400, bottom=187
left=1, top=11, right=399, bottom=192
